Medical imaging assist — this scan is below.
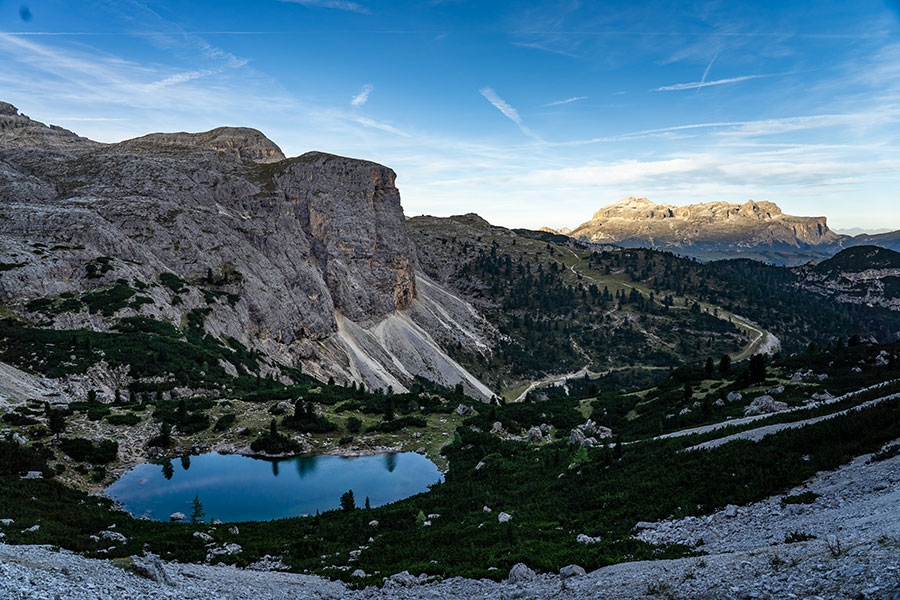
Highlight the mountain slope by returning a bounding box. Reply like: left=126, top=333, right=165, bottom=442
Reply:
left=0, top=103, right=492, bottom=399
left=794, top=245, right=900, bottom=311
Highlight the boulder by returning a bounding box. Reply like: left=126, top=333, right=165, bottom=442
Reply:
left=724, top=504, right=738, bottom=518
left=743, top=395, right=788, bottom=416
left=192, top=531, right=214, bottom=542
left=207, top=543, right=242, bottom=561
left=595, top=425, right=613, bottom=439
left=767, top=385, right=785, bottom=395
left=527, top=426, right=543, bottom=444
left=490, top=421, right=504, bottom=434
left=559, top=564, right=586, bottom=580
left=385, top=570, right=421, bottom=587
left=169, top=512, right=186, bottom=522
left=576, top=533, right=602, bottom=544
left=100, top=530, right=127, bottom=543
left=498, top=512, right=512, bottom=523
left=569, top=428, right=586, bottom=445
left=727, top=391, right=742, bottom=403
left=455, top=404, right=474, bottom=417
left=507, top=562, right=536, bottom=584
left=131, top=553, right=174, bottom=586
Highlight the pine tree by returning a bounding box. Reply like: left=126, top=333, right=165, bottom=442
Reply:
left=340, top=489, right=356, bottom=511
left=190, top=493, right=205, bottom=524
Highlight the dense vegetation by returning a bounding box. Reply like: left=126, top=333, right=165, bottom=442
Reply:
left=1, top=340, right=898, bottom=586
left=408, top=216, right=900, bottom=393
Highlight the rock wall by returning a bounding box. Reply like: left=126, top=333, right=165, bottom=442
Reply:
left=0, top=103, right=492, bottom=398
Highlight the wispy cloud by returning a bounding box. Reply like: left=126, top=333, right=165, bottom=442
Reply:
left=148, top=69, right=216, bottom=90
left=479, top=87, right=542, bottom=141
left=279, top=0, right=370, bottom=14
left=655, top=74, right=764, bottom=92
left=543, top=96, right=587, bottom=107
left=352, top=116, right=409, bottom=137
left=351, top=84, right=374, bottom=106
left=512, top=41, right=582, bottom=59
left=697, top=50, right=719, bottom=93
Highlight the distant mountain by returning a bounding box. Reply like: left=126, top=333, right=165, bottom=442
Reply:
left=845, top=230, right=900, bottom=254
left=564, top=197, right=844, bottom=265
left=833, top=227, right=893, bottom=236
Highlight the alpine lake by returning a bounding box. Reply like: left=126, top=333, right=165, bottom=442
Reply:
left=104, top=451, right=443, bottom=522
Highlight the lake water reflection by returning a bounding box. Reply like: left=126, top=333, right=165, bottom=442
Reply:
left=105, top=451, right=443, bottom=522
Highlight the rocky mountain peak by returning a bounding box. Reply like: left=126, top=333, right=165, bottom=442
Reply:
left=0, top=101, right=494, bottom=398
left=120, top=127, right=286, bottom=163
left=0, top=103, right=98, bottom=152
left=569, top=197, right=842, bottom=263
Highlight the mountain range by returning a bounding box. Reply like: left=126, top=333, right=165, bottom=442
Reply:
left=2, top=102, right=900, bottom=401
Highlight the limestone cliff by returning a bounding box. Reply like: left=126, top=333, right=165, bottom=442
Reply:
left=0, top=103, right=492, bottom=399
left=568, top=197, right=844, bottom=264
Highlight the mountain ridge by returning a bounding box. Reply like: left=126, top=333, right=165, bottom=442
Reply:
left=559, top=196, right=900, bottom=265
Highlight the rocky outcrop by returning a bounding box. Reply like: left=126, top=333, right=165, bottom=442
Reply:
left=122, top=128, right=285, bottom=164
left=743, top=395, right=789, bottom=416
left=0, top=102, right=99, bottom=152
left=567, top=197, right=844, bottom=263
left=0, top=103, right=493, bottom=399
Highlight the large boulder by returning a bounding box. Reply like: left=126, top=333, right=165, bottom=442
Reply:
left=743, top=395, right=788, bottom=416
left=507, top=563, right=536, bottom=584
left=559, top=564, right=586, bottom=580
left=130, top=553, right=174, bottom=586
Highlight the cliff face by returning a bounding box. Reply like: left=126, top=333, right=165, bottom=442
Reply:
left=0, top=103, right=491, bottom=398
left=570, top=197, right=843, bottom=260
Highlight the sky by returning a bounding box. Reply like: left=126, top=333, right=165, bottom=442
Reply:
left=2, top=1, right=900, bottom=232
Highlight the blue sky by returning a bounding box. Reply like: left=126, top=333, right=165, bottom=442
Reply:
left=2, top=1, right=900, bottom=232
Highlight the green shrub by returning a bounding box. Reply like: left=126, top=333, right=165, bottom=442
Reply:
left=214, top=413, right=237, bottom=432
left=105, top=413, right=141, bottom=426
left=0, top=439, right=50, bottom=475
left=346, top=416, right=362, bottom=433
left=780, top=491, right=820, bottom=507
left=59, top=438, right=119, bottom=464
